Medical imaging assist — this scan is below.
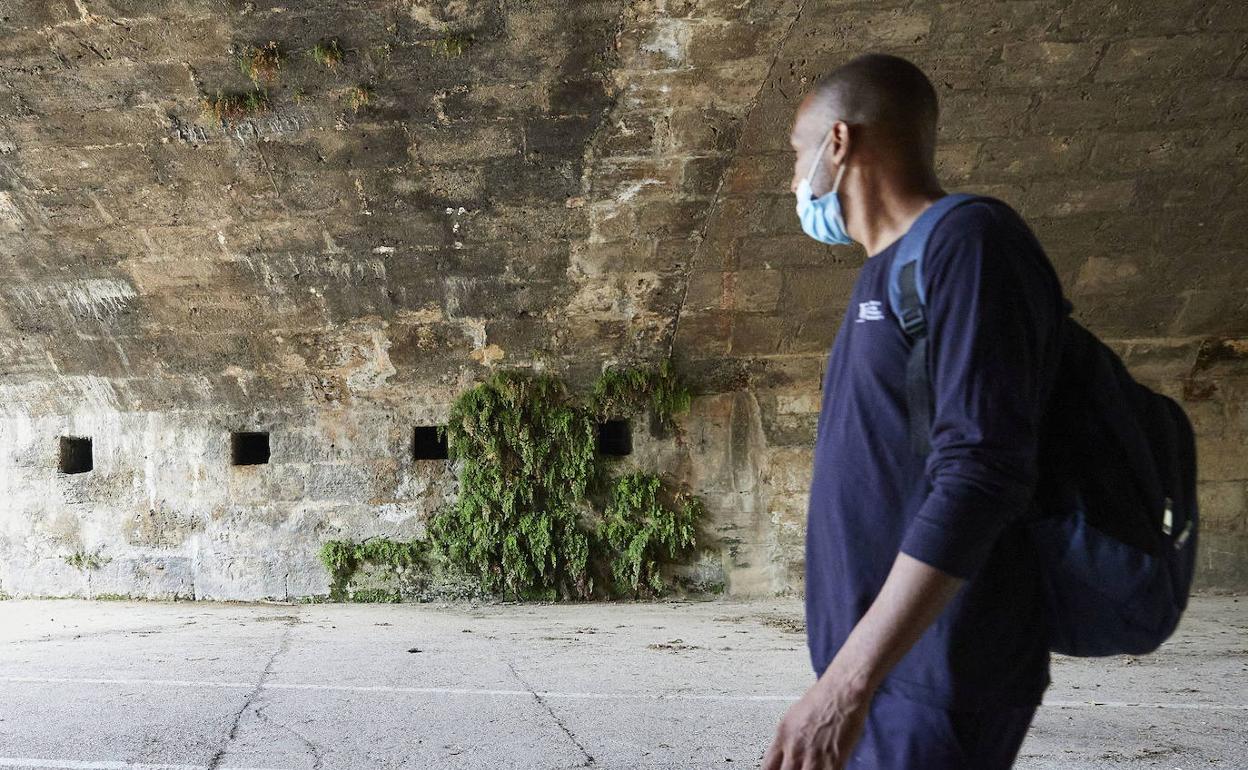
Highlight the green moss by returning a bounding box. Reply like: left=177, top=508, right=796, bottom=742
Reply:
left=347, top=83, right=373, bottom=113
left=589, top=359, right=691, bottom=431
left=435, top=33, right=475, bottom=58
left=93, top=593, right=130, bottom=601
left=601, top=472, right=701, bottom=597
left=347, top=588, right=401, bottom=603
left=65, top=549, right=108, bottom=571
left=309, top=38, right=344, bottom=70
left=201, top=89, right=270, bottom=124
left=319, top=538, right=429, bottom=601
left=238, top=40, right=284, bottom=83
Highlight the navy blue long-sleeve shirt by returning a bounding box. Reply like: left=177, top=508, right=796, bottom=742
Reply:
left=804, top=198, right=1067, bottom=710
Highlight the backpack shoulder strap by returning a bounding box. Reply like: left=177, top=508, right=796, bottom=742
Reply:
left=887, top=193, right=983, bottom=333
left=888, top=193, right=984, bottom=455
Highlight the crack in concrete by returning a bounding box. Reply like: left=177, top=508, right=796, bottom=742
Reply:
left=254, top=702, right=324, bottom=770
left=205, top=612, right=299, bottom=770
left=504, top=660, right=596, bottom=767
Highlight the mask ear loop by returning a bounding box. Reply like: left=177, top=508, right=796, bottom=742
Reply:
left=830, top=161, right=847, bottom=195
left=804, top=125, right=844, bottom=193
left=804, top=127, right=836, bottom=181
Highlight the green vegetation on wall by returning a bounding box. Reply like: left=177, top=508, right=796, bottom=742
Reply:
left=319, top=538, right=429, bottom=602
left=588, top=359, right=692, bottom=430
left=347, top=83, right=373, bottom=113
left=199, top=34, right=382, bottom=127
left=429, top=372, right=597, bottom=600
left=601, top=472, right=702, bottom=597
left=435, top=33, right=475, bottom=58
left=201, top=89, right=270, bottom=123
left=64, top=549, right=108, bottom=571
left=322, top=361, right=703, bottom=602
left=309, top=38, right=344, bottom=70
left=238, top=41, right=285, bottom=83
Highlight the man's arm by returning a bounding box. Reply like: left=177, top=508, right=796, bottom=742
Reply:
left=898, top=203, right=1052, bottom=578
left=762, top=554, right=964, bottom=770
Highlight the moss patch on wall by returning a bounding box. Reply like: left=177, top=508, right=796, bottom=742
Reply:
left=319, top=538, right=430, bottom=602
left=64, top=549, right=109, bottom=571
left=238, top=41, right=285, bottom=83
left=201, top=89, right=270, bottom=123
left=309, top=39, right=344, bottom=70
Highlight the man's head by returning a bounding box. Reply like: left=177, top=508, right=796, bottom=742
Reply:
left=790, top=54, right=940, bottom=244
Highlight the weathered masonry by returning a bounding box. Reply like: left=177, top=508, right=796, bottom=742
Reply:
left=0, top=1, right=1245, bottom=600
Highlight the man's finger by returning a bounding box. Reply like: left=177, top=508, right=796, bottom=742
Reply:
left=801, top=753, right=833, bottom=770
left=760, top=737, right=783, bottom=770
left=778, top=746, right=803, bottom=770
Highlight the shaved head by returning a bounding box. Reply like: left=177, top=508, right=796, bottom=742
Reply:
left=795, top=53, right=940, bottom=169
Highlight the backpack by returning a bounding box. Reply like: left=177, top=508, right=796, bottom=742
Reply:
left=889, top=193, right=1199, bottom=657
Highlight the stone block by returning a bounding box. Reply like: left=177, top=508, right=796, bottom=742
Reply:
left=778, top=266, right=861, bottom=312
left=1193, top=530, right=1248, bottom=592
left=976, top=134, right=1093, bottom=180
left=994, top=41, right=1101, bottom=86
left=0, top=0, right=79, bottom=28
left=635, top=198, right=711, bottom=238
left=1022, top=178, right=1137, bottom=217
left=917, top=51, right=991, bottom=91
left=670, top=107, right=743, bottom=155
left=1171, top=290, right=1248, bottom=337
left=302, top=461, right=396, bottom=502
left=1029, top=84, right=1172, bottom=133
left=686, top=21, right=767, bottom=68
left=937, top=90, right=1033, bottom=140
left=731, top=315, right=788, bottom=357
left=804, top=6, right=933, bottom=48
left=1194, top=435, right=1248, bottom=481
left=1059, top=0, right=1216, bottom=36
left=685, top=269, right=783, bottom=313
left=1096, top=34, right=1244, bottom=83
left=930, top=1, right=1055, bottom=47
left=734, top=234, right=853, bottom=270
left=722, top=153, right=792, bottom=195
left=672, top=312, right=733, bottom=359
left=1085, top=128, right=1246, bottom=175
left=681, top=155, right=734, bottom=197
left=934, top=140, right=980, bottom=180
left=760, top=447, right=813, bottom=492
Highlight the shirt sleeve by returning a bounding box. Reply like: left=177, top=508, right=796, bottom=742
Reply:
left=898, top=203, right=1057, bottom=580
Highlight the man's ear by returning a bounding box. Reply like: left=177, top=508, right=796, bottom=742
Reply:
left=828, top=121, right=851, bottom=166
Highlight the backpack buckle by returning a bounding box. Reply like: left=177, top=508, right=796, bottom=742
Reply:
left=899, top=308, right=926, bottom=338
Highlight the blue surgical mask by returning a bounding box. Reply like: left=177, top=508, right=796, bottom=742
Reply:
left=795, top=128, right=852, bottom=245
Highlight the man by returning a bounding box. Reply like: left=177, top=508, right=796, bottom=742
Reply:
left=763, top=54, right=1067, bottom=769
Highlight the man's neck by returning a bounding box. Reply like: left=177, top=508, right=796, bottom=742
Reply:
left=854, top=178, right=945, bottom=257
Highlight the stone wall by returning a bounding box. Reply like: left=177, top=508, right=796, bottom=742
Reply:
left=0, top=0, right=1244, bottom=599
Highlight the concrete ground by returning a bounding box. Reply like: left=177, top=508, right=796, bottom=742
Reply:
left=0, top=596, right=1244, bottom=770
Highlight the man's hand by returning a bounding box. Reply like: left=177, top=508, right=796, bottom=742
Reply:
left=762, top=553, right=968, bottom=769
left=761, top=663, right=874, bottom=770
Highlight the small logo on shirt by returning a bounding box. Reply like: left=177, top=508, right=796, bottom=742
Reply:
left=856, top=300, right=885, bottom=323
